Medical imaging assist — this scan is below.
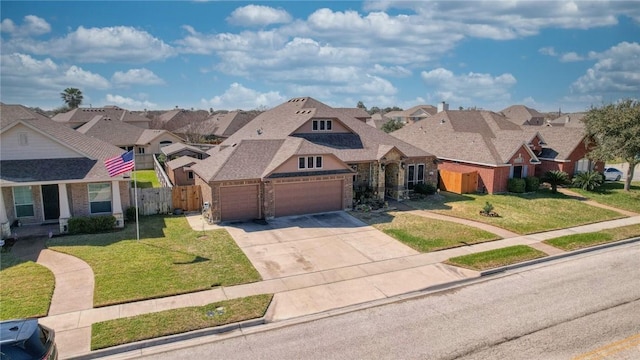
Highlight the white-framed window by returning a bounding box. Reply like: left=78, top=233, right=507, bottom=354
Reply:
left=88, top=183, right=112, bottom=214
left=187, top=171, right=194, bottom=180
left=312, top=119, right=332, bottom=131
left=13, top=186, right=34, bottom=217
left=575, top=158, right=592, bottom=174
left=406, top=164, right=425, bottom=190
left=509, top=165, right=528, bottom=179
left=138, top=147, right=145, bottom=154
left=298, top=156, right=323, bottom=170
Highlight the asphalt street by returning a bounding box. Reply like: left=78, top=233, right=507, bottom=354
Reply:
left=126, top=242, right=640, bottom=360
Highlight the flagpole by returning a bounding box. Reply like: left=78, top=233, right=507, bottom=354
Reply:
left=134, top=152, right=140, bottom=241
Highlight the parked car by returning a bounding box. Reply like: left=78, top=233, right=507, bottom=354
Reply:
left=603, top=167, right=623, bottom=181
left=0, top=319, right=58, bottom=360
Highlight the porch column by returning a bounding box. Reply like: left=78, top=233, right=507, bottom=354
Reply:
left=397, top=164, right=406, bottom=200
left=58, top=183, right=71, bottom=234
left=0, top=189, right=10, bottom=240
left=112, top=180, right=124, bottom=228
left=377, top=163, right=386, bottom=200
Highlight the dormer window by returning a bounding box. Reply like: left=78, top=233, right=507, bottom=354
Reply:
left=312, top=119, right=332, bottom=131
left=298, top=156, right=323, bottom=170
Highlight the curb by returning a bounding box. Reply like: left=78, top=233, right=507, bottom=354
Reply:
left=68, top=318, right=266, bottom=360
left=480, top=236, right=640, bottom=276
left=67, top=237, right=640, bottom=359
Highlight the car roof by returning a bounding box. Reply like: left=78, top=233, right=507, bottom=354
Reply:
left=0, top=319, right=39, bottom=344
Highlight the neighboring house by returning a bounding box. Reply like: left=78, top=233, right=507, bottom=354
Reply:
left=546, top=112, right=586, bottom=128
left=52, top=105, right=151, bottom=129
left=525, top=127, right=604, bottom=177
left=173, top=111, right=259, bottom=143
left=1, top=104, right=131, bottom=238
left=191, top=97, right=437, bottom=223
left=368, top=113, right=389, bottom=129
left=160, top=142, right=209, bottom=161
left=76, top=116, right=185, bottom=155
left=384, top=104, right=438, bottom=125
left=336, top=108, right=371, bottom=123
left=500, top=105, right=545, bottom=126
left=156, top=108, right=210, bottom=132
left=165, top=156, right=199, bottom=186
left=392, top=109, right=542, bottom=194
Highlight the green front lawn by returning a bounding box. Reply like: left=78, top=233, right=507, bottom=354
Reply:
left=569, top=181, right=640, bottom=213
left=47, top=215, right=261, bottom=307
left=91, top=294, right=272, bottom=350
left=544, top=224, right=640, bottom=251
left=0, top=253, right=55, bottom=320
left=351, top=212, right=499, bottom=252
left=407, top=190, right=624, bottom=235
left=131, top=170, right=160, bottom=188
left=446, top=245, right=547, bottom=271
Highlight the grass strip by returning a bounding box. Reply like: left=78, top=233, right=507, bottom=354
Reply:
left=91, top=294, right=272, bottom=350
left=131, top=170, right=161, bottom=188
left=48, top=215, right=261, bottom=307
left=445, top=245, right=547, bottom=271
left=569, top=181, right=640, bottom=213
left=0, top=253, right=55, bottom=320
left=544, top=224, right=640, bottom=251
left=352, top=212, right=498, bottom=252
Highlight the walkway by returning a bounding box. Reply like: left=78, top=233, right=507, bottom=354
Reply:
left=557, top=188, right=639, bottom=217
left=10, top=201, right=638, bottom=359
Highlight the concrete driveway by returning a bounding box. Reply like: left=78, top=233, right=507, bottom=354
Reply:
left=223, top=212, right=419, bottom=280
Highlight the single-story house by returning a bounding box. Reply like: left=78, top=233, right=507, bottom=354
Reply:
left=1, top=104, right=132, bottom=238
left=160, top=142, right=209, bottom=161
left=191, top=97, right=437, bottom=223
left=385, top=104, right=438, bottom=125
left=165, top=156, right=200, bottom=186
left=501, top=105, right=546, bottom=126
left=173, top=110, right=260, bottom=144
left=52, top=105, right=151, bottom=129
left=156, top=108, right=211, bottom=132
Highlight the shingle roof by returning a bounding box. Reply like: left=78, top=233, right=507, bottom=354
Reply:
left=161, top=142, right=207, bottom=157
left=548, top=112, right=586, bottom=128
left=526, top=127, right=587, bottom=160
left=392, top=110, right=534, bottom=166
left=1, top=104, right=127, bottom=184
left=385, top=105, right=437, bottom=120
left=500, top=105, right=545, bottom=126
left=166, top=156, right=199, bottom=170
left=77, top=116, right=182, bottom=146
left=158, top=109, right=210, bottom=131
left=52, top=106, right=150, bottom=126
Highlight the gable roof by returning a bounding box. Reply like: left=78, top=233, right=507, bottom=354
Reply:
left=77, top=116, right=183, bottom=146
left=166, top=155, right=199, bottom=170
left=548, top=112, right=586, bottom=128
left=52, top=106, right=150, bottom=127
left=500, top=105, right=545, bottom=126
left=525, top=126, right=588, bottom=161
left=385, top=105, right=437, bottom=120
left=160, top=142, right=208, bottom=157
left=157, top=108, right=210, bottom=131
left=1, top=104, right=128, bottom=184
left=173, top=111, right=258, bottom=138
left=392, top=110, right=537, bottom=166
left=223, top=97, right=431, bottom=162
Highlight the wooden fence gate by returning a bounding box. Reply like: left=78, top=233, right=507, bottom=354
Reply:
left=131, top=188, right=173, bottom=215
left=172, top=185, right=201, bottom=212
left=439, top=169, right=478, bottom=194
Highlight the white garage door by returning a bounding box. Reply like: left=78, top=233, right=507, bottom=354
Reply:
left=220, top=185, right=259, bottom=221
left=275, top=180, right=343, bottom=217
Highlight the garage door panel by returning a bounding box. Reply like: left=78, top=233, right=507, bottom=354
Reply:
left=275, top=180, right=342, bottom=217
left=220, top=185, right=259, bottom=221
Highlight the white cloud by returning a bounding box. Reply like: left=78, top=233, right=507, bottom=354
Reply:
left=227, top=5, right=292, bottom=27
left=112, top=68, right=165, bottom=86
left=420, top=68, right=516, bottom=105
left=200, top=83, right=286, bottom=110
left=539, top=47, right=557, bottom=56
left=63, top=66, right=110, bottom=89
left=104, top=94, right=157, bottom=110
left=3, top=25, right=175, bottom=63
left=0, top=15, right=51, bottom=37
left=571, top=42, right=640, bottom=93
left=371, top=64, right=412, bottom=77
left=559, top=52, right=584, bottom=62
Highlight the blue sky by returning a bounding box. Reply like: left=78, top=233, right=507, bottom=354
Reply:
left=1, top=1, right=639, bottom=113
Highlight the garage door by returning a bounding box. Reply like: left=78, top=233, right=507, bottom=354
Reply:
left=220, top=185, right=259, bottom=221
left=275, top=180, right=343, bottom=217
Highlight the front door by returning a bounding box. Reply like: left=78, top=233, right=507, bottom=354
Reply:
left=42, top=184, right=60, bottom=221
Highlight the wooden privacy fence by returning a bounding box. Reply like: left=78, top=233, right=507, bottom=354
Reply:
left=172, top=185, right=201, bottom=212
left=439, top=169, right=478, bottom=194
left=131, top=185, right=201, bottom=215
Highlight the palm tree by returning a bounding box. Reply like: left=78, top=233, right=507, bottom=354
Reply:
left=60, top=88, right=83, bottom=109
left=544, top=170, right=570, bottom=193
left=572, top=171, right=604, bottom=191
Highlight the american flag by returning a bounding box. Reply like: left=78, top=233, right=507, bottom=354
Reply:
left=104, top=150, right=135, bottom=177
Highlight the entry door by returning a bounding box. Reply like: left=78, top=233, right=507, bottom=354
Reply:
left=42, top=184, right=60, bottom=221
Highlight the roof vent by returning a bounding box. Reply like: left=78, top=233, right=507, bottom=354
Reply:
left=440, top=119, right=445, bottom=124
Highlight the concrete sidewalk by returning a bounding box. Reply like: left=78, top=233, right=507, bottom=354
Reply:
left=31, top=212, right=640, bottom=359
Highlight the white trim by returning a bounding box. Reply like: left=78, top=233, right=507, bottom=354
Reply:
left=88, top=182, right=113, bottom=215
left=437, top=156, right=511, bottom=167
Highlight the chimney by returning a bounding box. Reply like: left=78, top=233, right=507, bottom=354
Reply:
left=437, top=101, right=449, bottom=113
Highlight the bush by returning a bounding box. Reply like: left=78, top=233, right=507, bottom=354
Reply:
left=68, top=215, right=116, bottom=235
left=414, top=182, right=436, bottom=195
left=572, top=171, right=604, bottom=191
left=525, top=176, right=540, bottom=192
left=544, top=170, right=570, bottom=193
left=483, top=202, right=494, bottom=214
left=507, top=178, right=526, bottom=193
left=125, top=207, right=137, bottom=222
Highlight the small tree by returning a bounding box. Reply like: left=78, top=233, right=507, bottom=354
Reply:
left=544, top=170, right=570, bottom=193
left=60, top=87, right=83, bottom=109
left=381, top=119, right=404, bottom=133
left=572, top=171, right=604, bottom=191
left=583, top=99, right=640, bottom=192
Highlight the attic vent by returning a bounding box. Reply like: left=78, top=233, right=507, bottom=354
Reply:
left=232, top=143, right=237, bottom=147
left=440, top=119, right=446, bottom=124
left=295, top=110, right=301, bottom=114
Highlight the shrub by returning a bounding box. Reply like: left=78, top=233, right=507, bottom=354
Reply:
left=414, top=182, right=436, bottom=195
left=544, top=170, right=570, bottom=193
left=125, top=207, right=137, bottom=222
left=525, top=176, right=540, bottom=192
left=483, top=202, right=494, bottom=214
left=572, top=171, right=604, bottom=191
left=68, top=215, right=116, bottom=235
left=507, top=178, right=526, bottom=193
